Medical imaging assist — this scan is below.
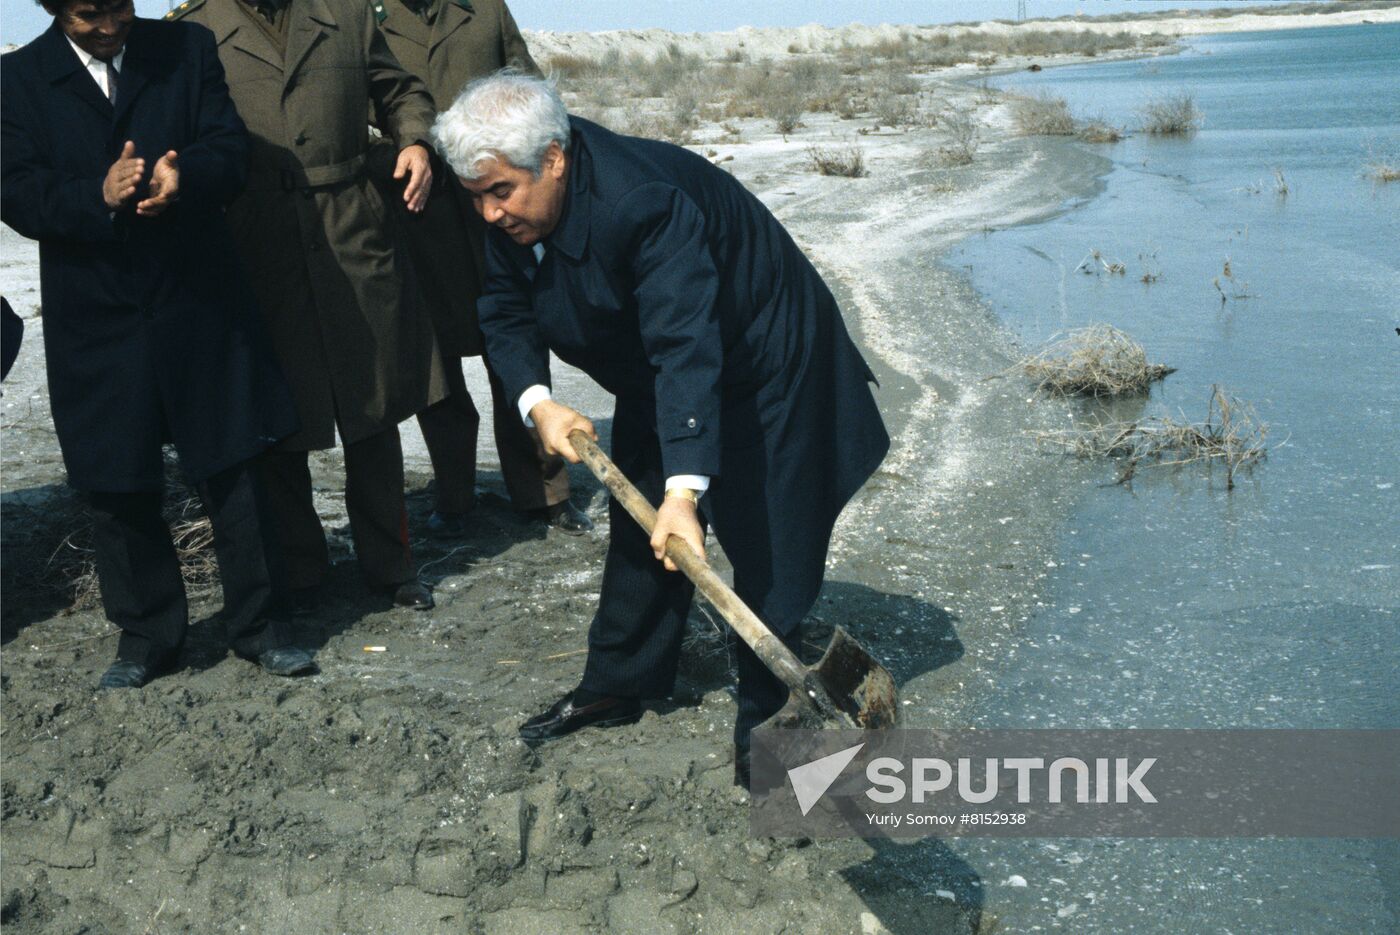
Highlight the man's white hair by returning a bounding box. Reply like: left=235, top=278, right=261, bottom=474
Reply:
left=431, top=71, right=571, bottom=181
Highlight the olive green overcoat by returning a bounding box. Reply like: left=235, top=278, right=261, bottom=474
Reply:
left=173, top=0, right=445, bottom=449
left=371, top=0, right=539, bottom=357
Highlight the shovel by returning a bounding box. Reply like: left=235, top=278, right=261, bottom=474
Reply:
left=569, top=429, right=899, bottom=731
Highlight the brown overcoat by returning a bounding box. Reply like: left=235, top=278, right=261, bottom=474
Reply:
left=371, top=0, right=539, bottom=357
left=173, top=0, right=445, bottom=449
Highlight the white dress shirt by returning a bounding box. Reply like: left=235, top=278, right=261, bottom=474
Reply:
left=66, top=37, right=124, bottom=102
left=518, top=242, right=709, bottom=496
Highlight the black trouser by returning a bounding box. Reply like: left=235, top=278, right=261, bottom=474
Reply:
left=416, top=353, right=572, bottom=514
left=256, top=426, right=415, bottom=591
left=89, top=459, right=290, bottom=668
left=576, top=402, right=803, bottom=751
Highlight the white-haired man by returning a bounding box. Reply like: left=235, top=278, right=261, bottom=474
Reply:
left=432, top=74, right=889, bottom=786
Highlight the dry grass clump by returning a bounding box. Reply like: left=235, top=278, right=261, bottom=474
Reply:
left=1366, top=156, right=1399, bottom=182
left=1140, top=92, right=1201, bottom=135
left=871, top=90, right=918, bottom=127
left=22, top=491, right=219, bottom=613
left=1010, top=92, right=1076, bottom=136
left=938, top=107, right=979, bottom=165
left=1036, top=386, right=1268, bottom=489
left=849, top=27, right=1156, bottom=69
left=806, top=144, right=867, bottom=177
left=1077, top=119, right=1124, bottom=143
left=1018, top=325, right=1174, bottom=398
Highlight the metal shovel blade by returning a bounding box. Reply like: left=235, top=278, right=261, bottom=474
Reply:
left=762, top=626, right=900, bottom=732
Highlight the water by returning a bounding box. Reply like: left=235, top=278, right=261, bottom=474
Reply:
left=942, top=24, right=1400, bottom=932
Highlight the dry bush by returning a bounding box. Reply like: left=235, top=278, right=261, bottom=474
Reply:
left=1140, top=92, right=1201, bottom=135
left=938, top=107, right=979, bottom=165
left=871, top=91, right=918, bottom=128
left=1077, top=119, right=1124, bottom=143
left=1036, top=386, right=1267, bottom=489
left=620, top=110, right=693, bottom=145
left=544, top=52, right=601, bottom=81
left=875, top=65, right=921, bottom=96
left=806, top=144, right=867, bottom=177
left=630, top=43, right=705, bottom=99
left=1010, top=92, right=1076, bottom=136
left=761, top=75, right=806, bottom=135
left=1018, top=324, right=1174, bottom=398
left=788, top=57, right=852, bottom=113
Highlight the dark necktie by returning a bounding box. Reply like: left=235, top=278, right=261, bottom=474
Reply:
left=106, top=60, right=119, bottom=105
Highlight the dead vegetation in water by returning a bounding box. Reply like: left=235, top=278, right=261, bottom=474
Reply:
left=1364, top=144, right=1400, bottom=183
left=1140, top=92, right=1202, bottom=135
left=1076, top=249, right=1127, bottom=276
left=1077, top=119, right=1125, bottom=144
left=1036, top=385, right=1269, bottom=489
left=806, top=144, right=867, bottom=177
left=1017, top=325, right=1175, bottom=398
left=1009, top=92, right=1076, bottom=136
left=1367, top=161, right=1399, bottom=182
left=1213, top=256, right=1252, bottom=303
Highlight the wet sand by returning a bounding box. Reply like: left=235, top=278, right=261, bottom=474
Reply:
left=5, top=50, right=1142, bottom=935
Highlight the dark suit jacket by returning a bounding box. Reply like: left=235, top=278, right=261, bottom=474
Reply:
left=479, top=118, right=889, bottom=597
left=1, top=19, right=296, bottom=491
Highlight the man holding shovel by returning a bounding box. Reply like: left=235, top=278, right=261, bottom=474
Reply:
left=432, top=74, right=889, bottom=785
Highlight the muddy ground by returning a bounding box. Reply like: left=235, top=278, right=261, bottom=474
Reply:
left=3, top=68, right=1110, bottom=933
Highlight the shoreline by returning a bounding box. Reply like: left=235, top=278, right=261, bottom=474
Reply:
left=522, top=7, right=1400, bottom=64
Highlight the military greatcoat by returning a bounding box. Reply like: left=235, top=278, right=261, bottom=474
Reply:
left=372, top=0, right=538, bottom=356
left=173, top=0, right=445, bottom=449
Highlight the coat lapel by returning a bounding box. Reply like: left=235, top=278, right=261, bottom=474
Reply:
left=428, top=0, right=473, bottom=54
left=207, top=0, right=284, bottom=72
left=382, top=3, right=429, bottom=49
left=36, top=23, right=113, bottom=122
left=112, top=22, right=154, bottom=124
left=284, top=0, right=337, bottom=92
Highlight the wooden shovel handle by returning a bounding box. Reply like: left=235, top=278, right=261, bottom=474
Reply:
left=568, top=430, right=809, bottom=696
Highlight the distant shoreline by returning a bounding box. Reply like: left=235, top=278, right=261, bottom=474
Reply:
left=523, top=6, right=1400, bottom=65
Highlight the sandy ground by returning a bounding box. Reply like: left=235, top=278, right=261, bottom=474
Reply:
left=2, top=8, right=1385, bottom=933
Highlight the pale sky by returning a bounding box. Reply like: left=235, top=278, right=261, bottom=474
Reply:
left=2, top=1, right=1277, bottom=49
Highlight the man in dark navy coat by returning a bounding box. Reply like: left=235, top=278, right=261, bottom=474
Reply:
left=432, top=74, right=889, bottom=784
left=1, top=0, right=314, bottom=687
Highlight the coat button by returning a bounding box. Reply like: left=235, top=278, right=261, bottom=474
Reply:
left=294, top=132, right=307, bottom=145
left=686, top=417, right=697, bottom=429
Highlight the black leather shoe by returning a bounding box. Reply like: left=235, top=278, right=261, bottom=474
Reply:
left=253, top=646, right=317, bottom=677
left=392, top=581, right=434, bottom=610
left=519, top=691, right=641, bottom=744
left=98, top=660, right=150, bottom=690
left=540, top=501, right=593, bottom=536
left=426, top=509, right=472, bottom=539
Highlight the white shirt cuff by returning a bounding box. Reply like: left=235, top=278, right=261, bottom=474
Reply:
left=666, top=474, right=710, bottom=495
left=517, top=384, right=552, bottom=426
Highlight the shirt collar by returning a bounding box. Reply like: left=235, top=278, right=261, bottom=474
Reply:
left=65, top=35, right=125, bottom=71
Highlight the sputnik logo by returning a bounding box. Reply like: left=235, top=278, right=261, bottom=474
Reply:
left=787, top=742, right=865, bottom=816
